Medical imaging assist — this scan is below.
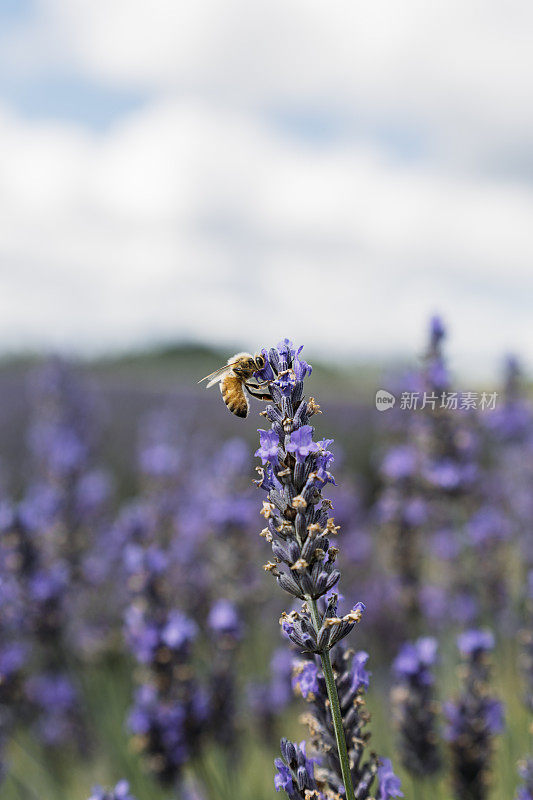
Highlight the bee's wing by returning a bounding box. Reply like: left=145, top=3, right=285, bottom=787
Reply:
left=198, top=361, right=239, bottom=387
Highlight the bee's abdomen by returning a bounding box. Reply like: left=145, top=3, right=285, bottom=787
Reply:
left=221, top=375, right=249, bottom=418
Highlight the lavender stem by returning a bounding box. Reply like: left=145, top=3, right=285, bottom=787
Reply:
left=308, top=596, right=356, bottom=800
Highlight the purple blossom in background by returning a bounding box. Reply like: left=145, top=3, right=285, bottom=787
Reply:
left=424, top=459, right=462, bottom=490
left=485, top=356, right=533, bottom=443
left=207, top=599, right=242, bottom=639
left=445, top=629, right=503, bottom=799
left=88, top=780, right=137, bottom=800
left=516, top=759, right=533, bottom=800
left=392, top=637, right=441, bottom=777
left=139, top=443, right=181, bottom=478
left=25, top=672, right=78, bottom=746
left=161, top=611, right=197, bottom=650
left=382, top=446, right=417, bottom=481
left=0, top=643, right=26, bottom=680
left=430, top=314, right=446, bottom=345
left=457, top=629, right=495, bottom=657
left=485, top=698, right=505, bottom=735
left=76, top=469, right=113, bottom=518
left=350, top=651, right=371, bottom=692
left=467, top=507, right=511, bottom=546
left=123, top=505, right=206, bottom=786
left=292, top=661, right=319, bottom=700
left=394, top=637, right=437, bottom=686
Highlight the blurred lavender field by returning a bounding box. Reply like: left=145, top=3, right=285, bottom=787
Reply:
left=0, top=323, right=531, bottom=800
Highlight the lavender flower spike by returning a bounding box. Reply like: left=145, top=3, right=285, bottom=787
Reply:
left=391, top=637, right=441, bottom=778
left=445, top=629, right=504, bottom=800
left=253, top=340, right=401, bottom=800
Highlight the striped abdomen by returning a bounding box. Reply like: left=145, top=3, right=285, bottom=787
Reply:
left=220, top=375, right=249, bottom=418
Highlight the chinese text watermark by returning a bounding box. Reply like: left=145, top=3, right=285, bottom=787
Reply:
left=375, top=390, right=498, bottom=412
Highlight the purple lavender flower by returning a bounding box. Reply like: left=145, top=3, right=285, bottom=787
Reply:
left=285, top=425, right=320, bottom=463
left=256, top=429, right=280, bottom=465
left=274, top=739, right=318, bottom=799
left=377, top=759, right=404, bottom=800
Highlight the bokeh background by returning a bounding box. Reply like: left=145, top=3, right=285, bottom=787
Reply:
left=1, top=4, right=533, bottom=800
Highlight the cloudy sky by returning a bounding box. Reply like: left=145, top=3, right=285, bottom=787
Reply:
left=0, top=1, right=532, bottom=376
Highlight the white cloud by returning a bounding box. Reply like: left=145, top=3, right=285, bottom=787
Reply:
left=6, top=0, right=532, bottom=174
left=0, top=97, right=532, bottom=376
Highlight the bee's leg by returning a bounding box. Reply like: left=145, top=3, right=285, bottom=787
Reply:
left=246, top=379, right=271, bottom=391
left=245, top=383, right=272, bottom=401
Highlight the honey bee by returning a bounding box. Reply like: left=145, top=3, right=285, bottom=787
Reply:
left=198, top=352, right=271, bottom=418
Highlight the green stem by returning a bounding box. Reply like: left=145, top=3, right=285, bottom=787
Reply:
left=308, top=598, right=356, bottom=800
